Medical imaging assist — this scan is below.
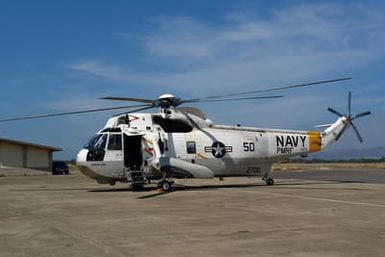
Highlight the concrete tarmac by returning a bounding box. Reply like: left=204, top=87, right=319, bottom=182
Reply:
left=0, top=169, right=384, bottom=257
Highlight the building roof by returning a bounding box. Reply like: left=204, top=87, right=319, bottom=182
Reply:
left=0, top=137, right=62, bottom=151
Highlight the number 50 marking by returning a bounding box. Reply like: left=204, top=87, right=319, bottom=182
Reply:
left=243, top=142, right=255, bottom=152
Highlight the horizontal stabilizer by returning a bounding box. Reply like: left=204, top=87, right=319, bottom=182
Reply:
left=314, top=123, right=333, bottom=128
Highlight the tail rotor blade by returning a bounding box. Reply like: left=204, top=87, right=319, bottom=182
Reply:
left=328, top=107, right=344, bottom=117
left=335, top=124, right=348, bottom=141
left=353, top=111, right=371, bottom=120
left=351, top=122, right=363, bottom=143
left=348, top=91, right=352, bottom=117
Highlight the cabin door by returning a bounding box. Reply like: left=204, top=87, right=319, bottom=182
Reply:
left=123, top=134, right=143, bottom=171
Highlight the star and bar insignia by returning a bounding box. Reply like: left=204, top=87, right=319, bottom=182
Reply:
left=204, top=141, right=232, bottom=158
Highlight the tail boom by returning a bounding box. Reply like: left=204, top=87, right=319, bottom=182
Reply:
left=320, top=117, right=349, bottom=150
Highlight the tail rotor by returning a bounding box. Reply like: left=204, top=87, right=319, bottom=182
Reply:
left=327, top=91, right=371, bottom=143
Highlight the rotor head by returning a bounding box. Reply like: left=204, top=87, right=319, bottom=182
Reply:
left=157, top=94, right=182, bottom=108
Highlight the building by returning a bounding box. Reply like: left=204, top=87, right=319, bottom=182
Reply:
left=0, top=137, right=62, bottom=171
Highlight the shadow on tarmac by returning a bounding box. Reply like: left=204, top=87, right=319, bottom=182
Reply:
left=134, top=180, right=367, bottom=199
left=9, top=180, right=370, bottom=195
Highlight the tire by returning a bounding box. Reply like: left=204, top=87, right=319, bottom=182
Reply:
left=266, top=178, right=275, bottom=186
left=162, top=181, right=171, bottom=191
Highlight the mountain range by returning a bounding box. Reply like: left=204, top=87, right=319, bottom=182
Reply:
left=309, top=147, right=385, bottom=160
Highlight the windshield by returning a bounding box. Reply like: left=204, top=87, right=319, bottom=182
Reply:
left=83, top=134, right=107, bottom=150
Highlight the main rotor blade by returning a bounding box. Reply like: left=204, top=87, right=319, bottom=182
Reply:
left=187, top=77, right=351, bottom=102
left=348, top=91, right=352, bottom=117
left=0, top=104, right=151, bottom=122
left=112, top=105, right=156, bottom=117
left=351, top=122, right=363, bottom=143
left=100, top=97, right=155, bottom=104
left=352, top=111, right=371, bottom=120
left=327, top=107, right=344, bottom=117
left=182, top=95, right=284, bottom=104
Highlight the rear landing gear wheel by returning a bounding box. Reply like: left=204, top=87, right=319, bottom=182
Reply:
left=266, top=178, right=275, bottom=186
left=162, top=181, right=171, bottom=191
left=158, top=180, right=172, bottom=191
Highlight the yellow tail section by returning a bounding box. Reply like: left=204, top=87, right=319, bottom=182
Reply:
left=308, top=131, right=321, bottom=153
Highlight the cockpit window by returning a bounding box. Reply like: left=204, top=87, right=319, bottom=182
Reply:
left=108, top=134, right=122, bottom=150
left=84, top=134, right=107, bottom=150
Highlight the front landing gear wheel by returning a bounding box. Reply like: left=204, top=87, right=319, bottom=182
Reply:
left=266, top=178, right=275, bottom=186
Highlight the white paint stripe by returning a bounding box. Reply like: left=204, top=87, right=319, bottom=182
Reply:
left=256, top=190, right=385, bottom=208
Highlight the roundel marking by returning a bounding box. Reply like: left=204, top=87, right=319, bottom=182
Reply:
left=211, top=141, right=226, bottom=158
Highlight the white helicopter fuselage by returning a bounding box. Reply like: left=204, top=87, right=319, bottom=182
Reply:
left=76, top=108, right=346, bottom=186
left=0, top=78, right=366, bottom=189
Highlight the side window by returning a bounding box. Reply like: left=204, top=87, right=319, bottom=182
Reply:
left=108, top=134, right=122, bottom=150
left=186, top=141, right=196, bottom=154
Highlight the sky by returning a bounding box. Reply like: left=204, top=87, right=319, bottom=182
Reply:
left=0, top=0, right=384, bottom=160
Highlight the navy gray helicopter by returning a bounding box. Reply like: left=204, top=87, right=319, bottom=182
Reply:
left=0, top=78, right=371, bottom=191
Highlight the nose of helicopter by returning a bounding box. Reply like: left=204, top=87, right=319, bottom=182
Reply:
left=76, top=149, right=98, bottom=180
left=76, top=149, right=88, bottom=165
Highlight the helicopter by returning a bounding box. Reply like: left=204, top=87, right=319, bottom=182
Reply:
left=0, top=78, right=371, bottom=191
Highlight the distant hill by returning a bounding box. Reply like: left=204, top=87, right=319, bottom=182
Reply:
left=309, top=147, right=385, bottom=160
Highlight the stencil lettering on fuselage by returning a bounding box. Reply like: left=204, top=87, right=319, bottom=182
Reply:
left=276, top=135, right=307, bottom=154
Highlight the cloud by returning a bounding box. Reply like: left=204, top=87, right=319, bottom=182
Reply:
left=70, top=3, right=385, bottom=94
left=69, top=61, right=139, bottom=82
left=144, top=17, right=216, bottom=59
left=64, top=2, right=385, bottom=150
